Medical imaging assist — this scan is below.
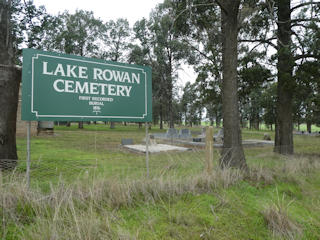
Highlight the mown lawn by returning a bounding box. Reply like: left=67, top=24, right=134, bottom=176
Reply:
left=1, top=123, right=319, bottom=239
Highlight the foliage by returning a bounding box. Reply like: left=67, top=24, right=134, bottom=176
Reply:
left=102, top=18, right=131, bottom=62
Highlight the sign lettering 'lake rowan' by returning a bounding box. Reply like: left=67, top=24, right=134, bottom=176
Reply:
left=21, top=49, right=152, bottom=122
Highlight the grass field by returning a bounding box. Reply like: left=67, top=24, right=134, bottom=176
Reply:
left=1, top=123, right=320, bottom=239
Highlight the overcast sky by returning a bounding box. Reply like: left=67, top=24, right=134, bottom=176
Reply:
left=33, top=0, right=196, bottom=86
left=33, top=0, right=164, bottom=26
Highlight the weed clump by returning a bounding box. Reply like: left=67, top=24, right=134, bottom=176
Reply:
left=262, top=189, right=302, bottom=239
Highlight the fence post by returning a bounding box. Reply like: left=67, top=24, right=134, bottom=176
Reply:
left=205, top=126, right=214, bottom=174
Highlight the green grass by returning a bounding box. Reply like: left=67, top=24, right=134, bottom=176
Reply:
left=1, top=123, right=320, bottom=239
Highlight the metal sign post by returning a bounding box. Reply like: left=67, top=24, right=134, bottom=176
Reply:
left=26, top=121, right=31, bottom=188
left=145, top=122, right=149, bottom=178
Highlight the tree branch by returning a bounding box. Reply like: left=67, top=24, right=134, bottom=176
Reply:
left=182, top=39, right=215, bottom=64
left=291, top=30, right=305, bottom=56
left=291, top=1, right=320, bottom=12
left=214, top=0, right=228, bottom=15
left=294, top=54, right=320, bottom=61
left=239, top=38, right=278, bottom=50
left=291, top=18, right=320, bottom=24
left=291, top=22, right=319, bottom=29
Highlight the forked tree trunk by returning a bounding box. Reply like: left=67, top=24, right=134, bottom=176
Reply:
left=219, top=0, right=247, bottom=169
left=274, top=0, right=294, bottom=155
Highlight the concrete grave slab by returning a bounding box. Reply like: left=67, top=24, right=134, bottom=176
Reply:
left=123, top=144, right=190, bottom=153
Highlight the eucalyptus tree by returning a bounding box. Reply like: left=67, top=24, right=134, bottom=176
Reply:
left=0, top=0, right=20, bottom=170
left=10, top=0, right=50, bottom=62
left=163, top=0, right=251, bottom=169
left=241, top=0, right=320, bottom=154
left=129, top=18, right=164, bottom=127
left=181, top=82, right=202, bottom=126
left=38, top=10, right=104, bottom=128
left=149, top=1, right=190, bottom=128
left=39, top=10, right=104, bottom=58
left=103, top=18, right=131, bottom=62
left=101, top=18, right=131, bottom=128
left=294, top=61, right=320, bottom=132
left=238, top=51, right=272, bottom=130
left=260, top=83, right=277, bottom=130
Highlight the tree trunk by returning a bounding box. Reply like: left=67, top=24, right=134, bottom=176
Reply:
left=110, top=122, right=115, bottom=129
left=167, top=77, right=174, bottom=129
left=78, top=121, right=83, bottom=129
left=274, top=0, right=294, bottom=155
left=159, top=104, right=163, bottom=129
left=0, top=65, right=20, bottom=170
left=216, top=117, right=221, bottom=127
left=0, top=0, right=20, bottom=171
left=219, top=1, right=247, bottom=169
left=306, top=121, right=312, bottom=133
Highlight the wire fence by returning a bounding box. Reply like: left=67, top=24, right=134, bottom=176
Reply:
left=2, top=121, right=304, bottom=190
left=2, top=123, right=226, bottom=189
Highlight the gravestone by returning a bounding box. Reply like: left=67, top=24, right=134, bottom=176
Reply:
left=142, top=135, right=157, bottom=145
left=263, top=133, right=271, bottom=141
left=193, top=138, right=202, bottom=142
left=194, top=128, right=206, bottom=142
left=166, top=128, right=179, bottom=138
left=37, top=121, right=54, bottom=135
left=179, top=129, right=191, bottom=139
left=121, top=138, right=134, bottom=145
left=214, top=128, right=224, bottom=142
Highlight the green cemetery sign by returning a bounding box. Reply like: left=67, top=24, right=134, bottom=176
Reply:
left=21, top=49, right=152, bottom=122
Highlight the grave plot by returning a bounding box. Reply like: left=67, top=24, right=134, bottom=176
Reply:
left=121, top=135, right=190, bottom=153
left=123, top=144, right=190, bottom=153
left=152, top=128, right=275, bottom=148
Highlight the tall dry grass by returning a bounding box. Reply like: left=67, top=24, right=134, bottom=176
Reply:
left=262, top=189, right=302, bottom=240
left=1, top=153, right=319, bottom=239
left=1, top=167, right=244, bottom=239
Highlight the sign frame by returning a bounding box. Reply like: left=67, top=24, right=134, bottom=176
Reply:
left=21, top=49, right=152, bottom=122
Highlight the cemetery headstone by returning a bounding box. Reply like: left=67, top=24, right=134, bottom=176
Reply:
left=263, top=133, right=271, bottom=141
left=37, top=121, right=54, bottom=135
left=214, top=128, right=224, bottom=142
left=179, top=129, right=191, bottom=139
left=121, top=138, right=134, bottom=145
left=166, top=128, right=179, bottom=138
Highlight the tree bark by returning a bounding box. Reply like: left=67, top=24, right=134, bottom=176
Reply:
left=0, top=0, right=20, bottom=171
left=0, top=65, right=20, bottom=170
left=167, top=70, right=174, bottom=129
left=78, top=121, right=83, bottom=129
left=219, top=0, right=247, bottom=169
left=274, top=0, right=294, bottom=155
left=159, top=103, right=163, bottom=129
left=306, top=121, right=312, bottom=133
